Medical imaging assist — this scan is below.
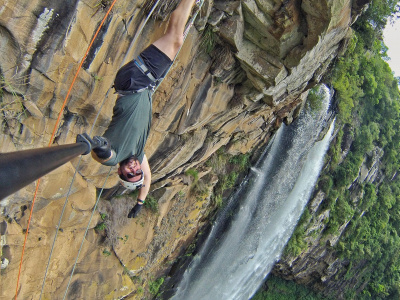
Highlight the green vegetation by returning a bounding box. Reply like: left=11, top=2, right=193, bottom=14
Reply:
left=95, top=222, right=106, bottom=231
left=229, top=153, right=251, bottom=172
left=306, top=86, right=326, bottom=112
left=117, top=235, right=129, bottom=244
left=122, top=266, right=130, bottom=276
left=116, top=189, right=159, bottom=214
left=200, top=25, right=217, bottom=54
left=251, top=275, right=325, bottom=300
left=185, top=168, right=199, bottom=182
left=214, top=194, right=223, bottom=207
left=136, top=286, right=144, bottom=296
left=323, top=3, right=400, bottom=297
left=184, top=242, right=196, bottom=257
left=207, top=149, right=251, bottom=207
left=148, top=277, right=164, bottom=296
left=92, top=74, right=103, bottom=81
left=263, top=1, right=400, bottom=299
left=144, top=195, right=159, bottom=213
left=0, top=75, right=27, bottom=121
left=95, top=213, right=108, bottom=230
left=185, top=167, right=209, bottom=198
left=283, top=208, right=311, bottom=257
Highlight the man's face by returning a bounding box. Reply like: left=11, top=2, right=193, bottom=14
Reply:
left=118, top=157, right=143, bottom=182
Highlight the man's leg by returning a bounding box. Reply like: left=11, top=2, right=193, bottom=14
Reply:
left=114, top=0, right=198, bottom=92
left=152, top=0, right=198, bottom=60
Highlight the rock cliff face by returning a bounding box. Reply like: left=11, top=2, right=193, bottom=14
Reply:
left=272, top=139, right=384, bottom=298
left=0, top=0, right=367, bottom=298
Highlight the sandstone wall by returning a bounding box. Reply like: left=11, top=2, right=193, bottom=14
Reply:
left=0, top=0, right=366, bottom=298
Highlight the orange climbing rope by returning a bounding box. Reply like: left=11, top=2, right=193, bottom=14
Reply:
left=15, top=0, right=206, bottom=297
left=41, top=0, right=165, bottom=297
left=14, top=1, right=118, bottom=298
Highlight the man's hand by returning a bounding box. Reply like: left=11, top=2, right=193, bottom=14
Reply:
left=76, top=133, right=112, bottom=159
left=76, top=133, right=96, bottom=155
left=92, top=136, right=112, bottom=159
left=128, top=202, right=143, bottom=218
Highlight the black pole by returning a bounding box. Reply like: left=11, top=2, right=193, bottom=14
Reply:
left=0, top=142, right=90, bottom=200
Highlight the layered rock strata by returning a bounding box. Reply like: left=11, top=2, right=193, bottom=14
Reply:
left=0, top=0, right=367, bottom=298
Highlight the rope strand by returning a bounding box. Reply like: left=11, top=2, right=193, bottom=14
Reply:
left=16, top=0, right=205, bottom=298
left=14, top=178, right=41, bottom=300
left=14, top=1, right=118, bottom=299
left=154, top=0, right=204, bottom=91
left=61, top=1, right=206, bottom=293
left=63, top=167, right=113, bottom=300
left=38, top=0, right=164, bottom=297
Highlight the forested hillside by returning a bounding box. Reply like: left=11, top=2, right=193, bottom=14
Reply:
left=254, top=0, right=400, bottom=299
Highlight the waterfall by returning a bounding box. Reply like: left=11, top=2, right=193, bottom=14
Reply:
left=170, top=85, right=335, bottom=300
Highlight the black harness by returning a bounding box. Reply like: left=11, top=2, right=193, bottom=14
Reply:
left=114, top=56, right=164, bottom=95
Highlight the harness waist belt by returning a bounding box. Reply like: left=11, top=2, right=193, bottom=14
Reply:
left=134, top=56, right=157, bottom=82
left=114, top=56, right=163, bottom=95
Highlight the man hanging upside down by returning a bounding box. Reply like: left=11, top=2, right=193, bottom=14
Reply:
left=86, top=0, right=200, bottom=218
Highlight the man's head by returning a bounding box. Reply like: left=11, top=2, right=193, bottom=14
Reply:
left=118, top=156, right=144, bottom=190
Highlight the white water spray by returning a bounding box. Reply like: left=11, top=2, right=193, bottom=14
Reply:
left=171, top=86, right=335, bottom=300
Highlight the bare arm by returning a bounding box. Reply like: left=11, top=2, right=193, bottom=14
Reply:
left=126, top=154, right=152, bottom=218
left=91, top=150, right=115, bottom=164
left=137, top=154, right=151, bottom=202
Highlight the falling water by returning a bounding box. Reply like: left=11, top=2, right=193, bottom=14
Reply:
left=170, top=85, right=335, bottom=300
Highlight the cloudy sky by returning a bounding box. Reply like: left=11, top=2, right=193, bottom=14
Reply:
left=383, top=19, right=400, bottom=77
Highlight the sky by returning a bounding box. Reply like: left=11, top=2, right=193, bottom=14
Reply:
left=383, top=18, right=400, bottom=77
